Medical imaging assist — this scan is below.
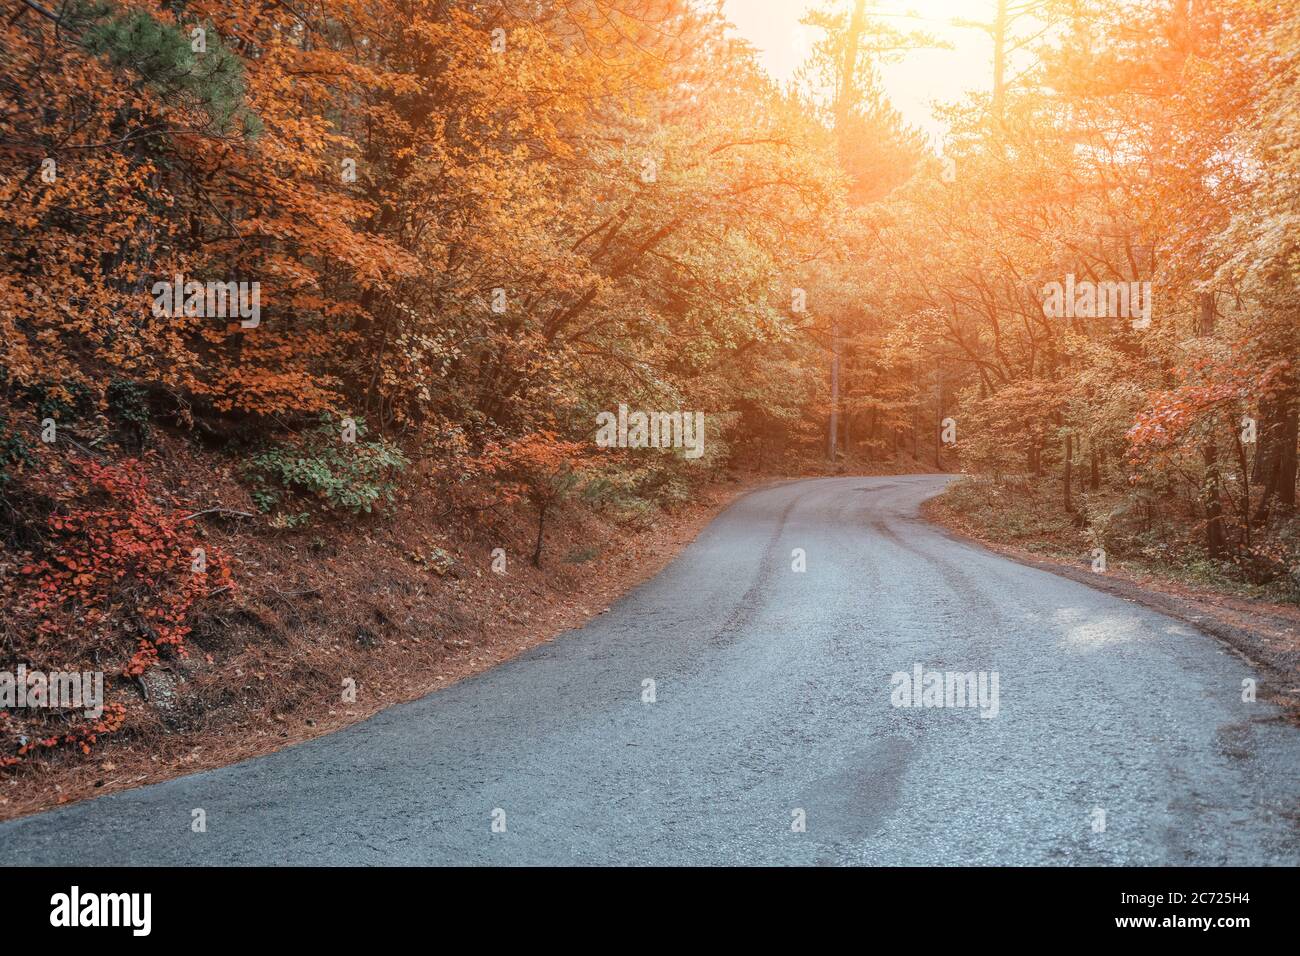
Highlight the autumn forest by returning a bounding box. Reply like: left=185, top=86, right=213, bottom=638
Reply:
left=1, top=0, right=1298, bottom=778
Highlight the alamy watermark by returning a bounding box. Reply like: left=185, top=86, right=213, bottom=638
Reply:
left=1041, top=274, right=1151, bottom=329
left=890, top=663, right=1000, bottom=718
left=0, top=665, right=103, bottom=718
left=595, top=404, right=705, bottom=460
left=50, top=886, right=150, bottom=936
left=151, top=274, right=260, bottom=328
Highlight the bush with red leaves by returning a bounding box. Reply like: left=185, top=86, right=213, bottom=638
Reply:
left=1, top=455, right=231, bottom=763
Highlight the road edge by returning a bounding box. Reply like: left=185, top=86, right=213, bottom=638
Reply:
left=919, top=493, right=1300, bottom=713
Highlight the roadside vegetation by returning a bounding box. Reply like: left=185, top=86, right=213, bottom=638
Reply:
left=933, top=476, right=1300, bottom=605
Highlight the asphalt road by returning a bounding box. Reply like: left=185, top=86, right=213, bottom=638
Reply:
left=4, top=475, right=1297, bottom=865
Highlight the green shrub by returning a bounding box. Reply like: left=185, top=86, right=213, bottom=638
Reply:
left=564, top=544, right=600, bottom=564
left=245, top=415, right=407, bottom=521
left=106, top=378, right=150, bottom=447
left=22, top=379, right=93, bottom=424
left=0, top=413, right=33, bottom=487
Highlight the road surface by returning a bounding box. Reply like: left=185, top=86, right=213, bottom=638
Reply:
left=4, top=475, right=1297, bottom=865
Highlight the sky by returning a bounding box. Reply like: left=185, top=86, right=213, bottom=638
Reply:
left=720, top=0, right=998, bottom=148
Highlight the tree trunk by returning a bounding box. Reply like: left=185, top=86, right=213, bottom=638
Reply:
left=992, top=0, right=1008, bottom=121
left=828, top=316, right=840, bottom=462
left=1281, top=400, right=1298, bottom=511
left=532, top=502, right=547, bottom=567
left=1202, top=442, right=1227, bottom=558
left=1253, top=383, right=1298, bottom=521
left=826, top=1, right=865, bottom=463
left=1063, top=431, right=1074, bottom=514
left=1197, top=291, right=1215, bottom=336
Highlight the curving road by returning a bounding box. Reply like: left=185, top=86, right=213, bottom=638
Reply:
left=4, top=475, right=1298, bottom=865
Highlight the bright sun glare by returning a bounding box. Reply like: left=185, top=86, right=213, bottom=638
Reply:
left=722, top=0, right=998, bottom=146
